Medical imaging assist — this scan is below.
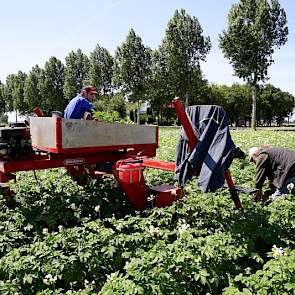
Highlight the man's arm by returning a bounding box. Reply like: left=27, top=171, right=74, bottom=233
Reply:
left=255, top=153, right=269, bottom=190
left=253, top=153, right=269, bottom=201
left=82, top=100, right=96, bottom=119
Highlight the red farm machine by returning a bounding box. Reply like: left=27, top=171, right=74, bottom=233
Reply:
left=0, top=98, right=244, bottom=210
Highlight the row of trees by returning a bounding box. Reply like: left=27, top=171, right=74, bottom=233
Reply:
left=0, top=1, right=293, bottom=127
left=210, top=83, right=294, bottom=127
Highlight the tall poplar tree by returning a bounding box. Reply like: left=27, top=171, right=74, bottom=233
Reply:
left=219, top=0, right=288, bottom=130
left=13, top=71, right=28, bottom=114
left=146, top=49, right=172, bottom=124
left=113, top=28, right=151, bottom=124
left=0, top=81, right=5, bottom=115
left=3, top=72, right=27, bottom=116
left=38, top=56, right=65, bottom=113
left=160, top=9, right=211, bottom=105
left=89, top=45, right=113, bottom=95
left=24, top=65, right=42, bottom=112
left=3, top=74, right=16, bottom=112
left=63, top=49, right=89, bottom=102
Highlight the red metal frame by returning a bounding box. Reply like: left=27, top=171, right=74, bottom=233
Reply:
left=172, top=98, right=197, bottom=150
left=33, top=107, right=44, bottom=117
left=31, top=143, right=158, bottom=155
left=0, top=172, right=16, bottom=184
left=56, top=117, right=62, bottom=152
left=142, top=158, right=175, bottom=171
left=0, top=144, right=157, bottom=189
left=172, top=97, right=242, bottom=209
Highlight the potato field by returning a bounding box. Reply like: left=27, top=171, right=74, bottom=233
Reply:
left=1, top=128, right=295, bottom=294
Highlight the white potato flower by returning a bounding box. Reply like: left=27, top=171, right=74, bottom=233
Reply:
left=43, top=274, right=57, bottom=285
left=24, top=224, right=33, bottom=231
left=42, top=228, right=48, bottom=235
left=287, top=183, right=294, bottom=193
left=149, top=225, right=160, bottom=236
left=106, top=272, right=117, bottom=282
left=272, top=244, right=284, bottom=258
left=178, top=219, right=190, bottom=234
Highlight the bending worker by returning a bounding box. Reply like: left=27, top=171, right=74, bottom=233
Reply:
left=249, top=146, right=295, bottom=201
left=64, top=85, right=97, bottom=119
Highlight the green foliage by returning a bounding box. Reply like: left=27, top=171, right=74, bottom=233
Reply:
left=63, top=49, right=90, bottom=101
left=224, top=248, right=295, bottom=294
left=146, top=49, right=171, bottom=112
left=0, top=223, right=122, bottom=293
left=92, top=110, right=119, bottom=122
left=139, top=113, right=155, bottom=125
left=0, top=129, right=295, bottom=293
left=24, top=65, right=43, bottom=112
left=13, top=71, right=28, bottom=114
left=219, top=0, right=288, bottom=128
left=0, top=82, right=5, bottom=114
left=92, top=110, right=132, bottom=124
left=94, top=92, right=127, bottom=118
left=107, top=93, right=127, bottom=118
left=209, top=83, right=252, bottom=126
left=0, top=114, right=8, bottom=124
left=3, top=74, right=16, bottom=111
left=112, top=29, right=151, bottom=108
left=147, top=43, right=211, bottom=124
left=92, top=91, right=129, bottom=123
left=89, top=45, right=113, bottom=95
left=113, top=28, right=151, bottom=97
left=38, top=57, right=65, bottom=113
left=0, top=196, right=37, bottom=258
left=258, top=84, right=294, bottom=125
left=268, top=196, right=295, bottom=245
left=219, top=0, right=288, bottom=85
left=161, top=9, right=211, bottom=104
left=3, top=71, right=28, bottom=113
left=7, top=169, right=134, bottom=236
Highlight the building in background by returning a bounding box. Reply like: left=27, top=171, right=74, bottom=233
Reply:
left=5, top=111, right=27, bottom=123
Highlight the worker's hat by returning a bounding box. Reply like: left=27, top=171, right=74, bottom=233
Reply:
left=82, top=85, right=98, bottom=95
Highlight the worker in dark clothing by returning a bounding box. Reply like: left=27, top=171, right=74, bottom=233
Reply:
left=249, top=146, right=295, bottom=201
left=64, top=85, right=97, bottom=119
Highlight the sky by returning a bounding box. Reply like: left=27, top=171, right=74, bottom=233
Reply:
left=1, top=0, right=295, bottom=97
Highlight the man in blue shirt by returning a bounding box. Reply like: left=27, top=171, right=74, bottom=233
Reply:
left=64, top=85, right=98, bottom=119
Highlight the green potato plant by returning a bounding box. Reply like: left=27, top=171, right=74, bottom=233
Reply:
left=0, top=128, right=295, bottom=294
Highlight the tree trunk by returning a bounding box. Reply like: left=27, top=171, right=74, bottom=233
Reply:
left=137, top=100, right=140, bottom=125
left=251, top=85, right=257, bottom=131
left=156, top=108, right=160, bottom=125
left=185, top=92, right=189, bottom=107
